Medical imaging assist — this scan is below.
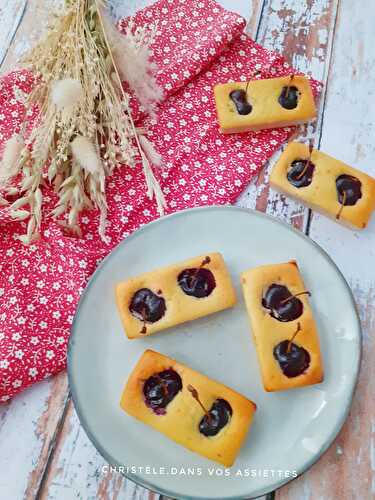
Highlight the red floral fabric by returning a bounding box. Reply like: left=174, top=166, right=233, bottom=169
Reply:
left=0, top=0, right=321, bottom=400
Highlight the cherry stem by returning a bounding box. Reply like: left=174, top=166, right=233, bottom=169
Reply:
left=188, top=384, right=212, bottom=423
left=156, top=375, right=168, bottom=397
left=140, top=307, right=147, bottom=334
left=280, top=290, right=311, bottom=305
left=245, top=70, right=261, bottom=95
left=295, top=160, right=310, bottom=181
left=308, top=139, right=314, bottom=156
left=296, top=141, right=314, bottom=180
left=287, top=322, right=302, bottom=353
left=190, top=256, right=211, bottom=286
left=336, top=190, right=347, bottom=220
left=285, top=74, right=295, bottom=99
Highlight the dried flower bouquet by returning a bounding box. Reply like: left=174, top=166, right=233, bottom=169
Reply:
left=0, top=0, right=165, bottom=244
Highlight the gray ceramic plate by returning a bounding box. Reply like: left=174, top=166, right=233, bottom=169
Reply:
left=68, top=206, right=361, bottom=500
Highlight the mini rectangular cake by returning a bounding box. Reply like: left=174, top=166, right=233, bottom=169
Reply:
left=115, top=252, right=236, bottom=339
left=120, top=350, right=257, bottom=466
left=214, top=75, right=316, bottom=134
left=270, top=142, right=375, bottom=229
left=241, top=260, right=323, bottom=392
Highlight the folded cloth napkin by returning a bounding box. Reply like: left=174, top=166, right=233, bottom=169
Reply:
left=0, top=0, right=321, bottom=401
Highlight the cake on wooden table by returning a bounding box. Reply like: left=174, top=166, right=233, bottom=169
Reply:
left=270, top=142, right=375, bottom=229
left=120, top=350, right=257, bottom=466
left=241, top=260, right=323, bottom=392
left=214, top=75, right=316, bottom=134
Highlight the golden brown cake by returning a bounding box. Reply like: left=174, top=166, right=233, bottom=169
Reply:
left=120, top=350, right=257, bottom=466
left=115, top=252, right=236, bottom=339
left=214, top=75, right=316, bottom=134
left=241, top=260, right=323, bottom=392
left=270, top=142, right=375, bottom=229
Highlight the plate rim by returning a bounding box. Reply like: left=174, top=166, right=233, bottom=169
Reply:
left=67, top=205, right=362, bottom=500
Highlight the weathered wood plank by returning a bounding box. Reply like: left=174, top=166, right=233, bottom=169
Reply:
left=277, top=0, right=375, bottom=497
left=1, top=0, right=65, bottom=75
left=247, top=0, right=268, bottom=37
left=0, top=0, right=27, bottom=67
left=277, top=287, right=374, bottom=500
left=37, top=400, right=163, bottom=500
left=0, top=373, right=69, bottom=500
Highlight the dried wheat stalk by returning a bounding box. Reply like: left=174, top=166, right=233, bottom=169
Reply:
left=0, top=0, right=165, bottom=244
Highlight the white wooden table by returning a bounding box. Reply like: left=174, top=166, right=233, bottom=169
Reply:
left=0, top=1, right=374, bottom=499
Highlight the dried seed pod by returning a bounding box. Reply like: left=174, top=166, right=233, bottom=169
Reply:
left=51, top=79, right=84, bottom=110
left=71, top=136, right=102, bottom=175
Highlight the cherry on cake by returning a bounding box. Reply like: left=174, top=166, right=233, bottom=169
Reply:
left=120, top=350, right=257, bottom=467
left=270, top=142, right=375, bottom=229
left=241, top=260, right=324, bottom=392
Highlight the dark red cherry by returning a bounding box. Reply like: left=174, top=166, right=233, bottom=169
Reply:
left=129, top=288, right=166, bottom=323
left=199, top=399, right=232, bottom=436
left=143, top=369, right=182, bottom=415
left=178, top=268, right=216, bottom=298
left=278, top=86, right=299, bottom=110
left=336, top=175, right=362, bottom=206
left=287, top=159, right=315, bottom=188
left=229, top=89, right=252, bottom=115
left=262, top=284, right=303, bottom=322
left=273, top=340, right=310, bottom=377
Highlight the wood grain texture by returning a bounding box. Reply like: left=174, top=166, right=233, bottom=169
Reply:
left=277, top=0, right=375, bottom=498
left=0, top=373, right=68, bottom=500
left=0, top=0, right=63, bottom=75
left=0, top=0, right=27, bottom=66
left=37, top=400, right=163, bottom=500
